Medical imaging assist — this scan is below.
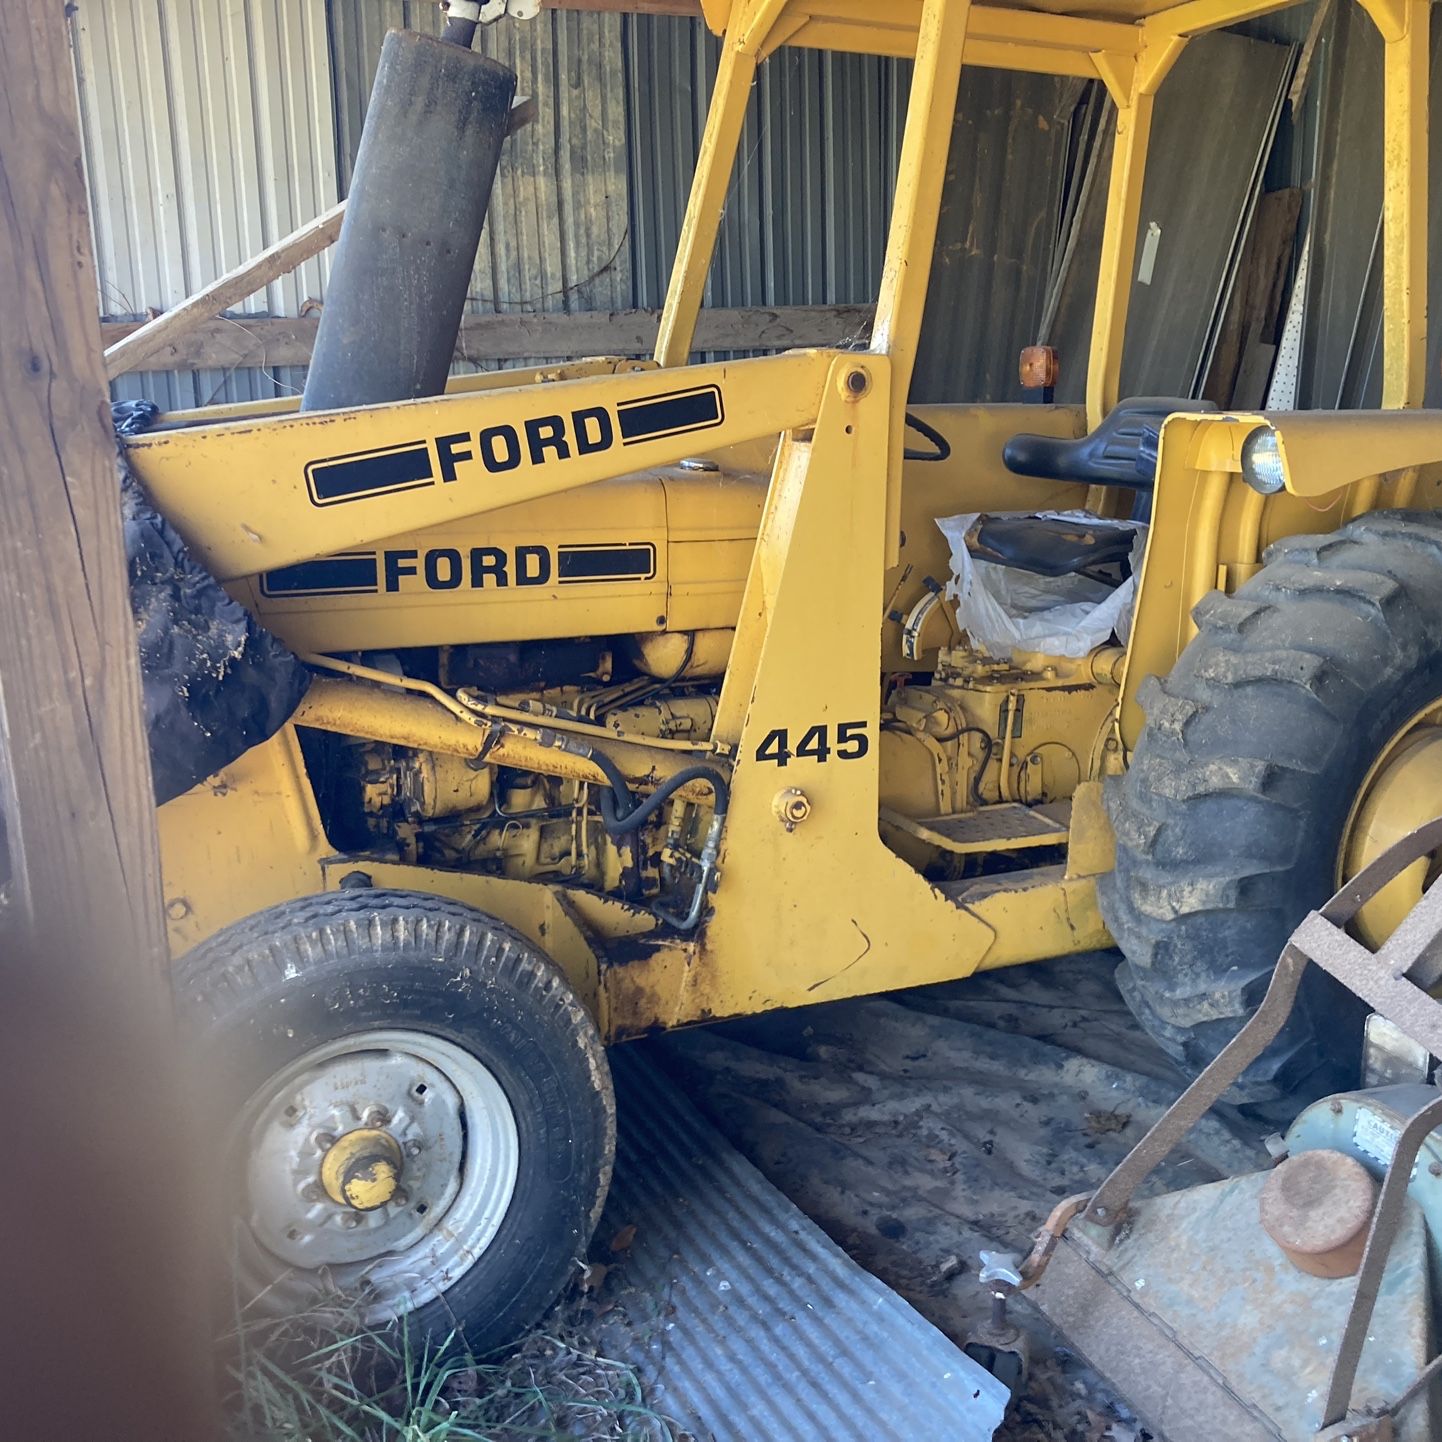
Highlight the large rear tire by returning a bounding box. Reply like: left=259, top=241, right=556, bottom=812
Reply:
left=176, top=889, right=614, bottom=1351
left=1101, top=511, right=1442, bottom=1099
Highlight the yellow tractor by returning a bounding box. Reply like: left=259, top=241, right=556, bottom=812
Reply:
left=125, top=0, right=1442, bottom=1351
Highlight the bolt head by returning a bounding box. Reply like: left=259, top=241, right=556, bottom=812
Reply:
left=313, top=1131, right=337, bottom=1150
left=339, top=1213, right=361, bottom=1230
left=404, top=1140, right=423, bottom=1157
left=392, top=1189, right=410, bottom=1208
left=301, top=1183, right=324, bottom=1203
left=773, top=787, right=812, bottom=830
left=362, top=1107, right=390, bottom=1128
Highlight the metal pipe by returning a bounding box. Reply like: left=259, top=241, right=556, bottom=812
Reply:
left=441, top=0, right=482, bottom=46
left=293, top=677, right=719, bottom=800
left=302, top=652, right=719, bottom=754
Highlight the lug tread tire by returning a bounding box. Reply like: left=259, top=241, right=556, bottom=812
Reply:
left=1101, top=510, right=1442, bottom=1098
left=176, top=888, right=615, bottom=1350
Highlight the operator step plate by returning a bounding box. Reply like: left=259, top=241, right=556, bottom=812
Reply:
left=881, top=801, right=1070, bottom=855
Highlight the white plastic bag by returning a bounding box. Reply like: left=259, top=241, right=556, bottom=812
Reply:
left=936, top=510, right=1146, bottom=660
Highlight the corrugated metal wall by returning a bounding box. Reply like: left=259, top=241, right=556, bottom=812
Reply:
left=81, top=1, right=1407, bottom=412
left=72, top=0, right=339, bottom=408
left=914, top=69, right=1088, bottom=403
left=622, top=19, right=906, bottom=314
left=1241, top=0, right=1442, bottom=407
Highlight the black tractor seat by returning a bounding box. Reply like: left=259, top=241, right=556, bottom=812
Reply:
left=1002, top=396, right=1216, bottom=491
left=967, top=514, right=1136, bottom=583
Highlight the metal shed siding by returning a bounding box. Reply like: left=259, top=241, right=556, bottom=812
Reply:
left=72, top=0, right=338, bottom=408
left=624, top=17, right=907, bottom=316
left=913, top=68, right=1088, bottom=403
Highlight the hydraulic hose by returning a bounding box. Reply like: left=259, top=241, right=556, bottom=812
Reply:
left=585, top=745, right=639, bottom=820
left=599, top=764, right=731, bottom=835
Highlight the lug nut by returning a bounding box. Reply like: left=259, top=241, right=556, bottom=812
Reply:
left=392, top=1189, right=410, bottom=1208
left=313, top=1131, right=337, bottom=1150
left=404, top=1140, right=423, bottom=1157
left=362, top=1107, right=390, bottom=1127
left=302, top=1183, right=324, bottom=1203
left=339, top=1213, right=361, bottom=1230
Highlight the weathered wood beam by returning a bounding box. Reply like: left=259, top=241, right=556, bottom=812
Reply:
left=99, top=303, right=876, bottom=374
left=103, top=200, right=346, bottom=379
left=0, top=1, right=216, bottom=1435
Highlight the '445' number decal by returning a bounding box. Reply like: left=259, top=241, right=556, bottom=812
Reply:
left=754, top=721, right=869, bottom=767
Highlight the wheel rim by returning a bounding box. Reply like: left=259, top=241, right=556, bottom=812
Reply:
left=1340, top=699, right=1442, bottom=948
left=234, top=1029, right=520, bottom=1324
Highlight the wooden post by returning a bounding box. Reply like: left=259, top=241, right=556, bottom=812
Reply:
left=0, top=4, right=216, bottom=1437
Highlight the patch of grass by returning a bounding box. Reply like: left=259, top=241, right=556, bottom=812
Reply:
left=226, top=1297, right=683, bottom=1442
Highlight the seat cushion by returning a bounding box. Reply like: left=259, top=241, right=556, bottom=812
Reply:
left=1002, top=396, right=1215, bottom=490
left=967, top=514, right=1136, bottom=580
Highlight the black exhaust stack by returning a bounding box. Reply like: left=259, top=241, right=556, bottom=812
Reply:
left=302, top=28, right=516, bottom=412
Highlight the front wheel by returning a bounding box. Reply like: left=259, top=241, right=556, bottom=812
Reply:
left=176, top=890, right=614, bottom=1351
left=1102, top=511, right=1442, bottom=1099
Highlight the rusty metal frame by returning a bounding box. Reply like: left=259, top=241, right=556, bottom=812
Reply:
left=1080, top=815, right=1442, bottom=1230
left=1321, top=1090, right=1442, bottom=1427
left=1019, top=815, right=1442, bottom=1431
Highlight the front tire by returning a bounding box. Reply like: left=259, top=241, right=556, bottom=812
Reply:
left=1102, top=511, right=1442, bottom=1098
left=176, top=889, right=614, bottom=1351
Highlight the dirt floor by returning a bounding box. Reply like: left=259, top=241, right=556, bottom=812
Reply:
left=634, top=949, right=1272, bottom=1441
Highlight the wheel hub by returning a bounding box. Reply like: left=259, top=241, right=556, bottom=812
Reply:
left=1342, top=708, right=1442, bottom=948
left=235, top=1029, right=520, bottom=1321
left=320, top=1127, right=405, bottom=1211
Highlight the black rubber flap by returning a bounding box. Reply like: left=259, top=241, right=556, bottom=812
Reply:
left=118, top=416, right=310, bottom=804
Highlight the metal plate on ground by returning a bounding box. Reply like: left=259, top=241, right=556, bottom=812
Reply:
left=882, top=801, right=1069, bottom=854
left=1032, top=1173, right=1436, bottom=1442
left=601, top=1048, right=1009, bottom=1442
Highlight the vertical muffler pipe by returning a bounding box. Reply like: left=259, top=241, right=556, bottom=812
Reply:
left=302, top=29, right=516, bottom=412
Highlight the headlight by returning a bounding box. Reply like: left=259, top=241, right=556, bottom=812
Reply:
left=1240, top=425, right=1286, bottom=495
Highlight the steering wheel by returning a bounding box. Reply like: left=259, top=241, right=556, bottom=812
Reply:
left=904, top=412, right=951, bottom=462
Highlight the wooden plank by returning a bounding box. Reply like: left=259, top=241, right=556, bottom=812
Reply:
left=1287, top=0, right=1334, bottom=113
left=1201, top=187, right=1302, bottom=406
left=0, top=1, right=216, bottom=1436
left=99, top=303, right=877, bottom=374
left=102, top=199, right=346, bottom=379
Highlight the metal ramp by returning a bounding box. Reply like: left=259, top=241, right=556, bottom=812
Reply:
left=601, top=1048, right=1008, bottom=1442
